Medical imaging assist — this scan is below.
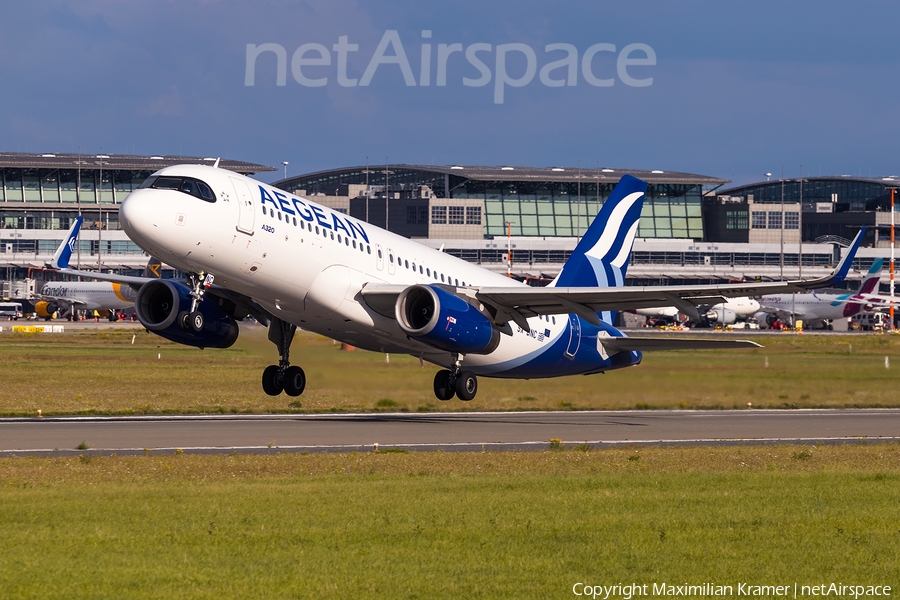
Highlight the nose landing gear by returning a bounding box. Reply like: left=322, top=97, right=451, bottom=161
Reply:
left=262, top=317, right=306, bottom=397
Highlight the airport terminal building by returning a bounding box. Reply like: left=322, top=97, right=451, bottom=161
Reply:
left=275, top=164, right=722, bottom=241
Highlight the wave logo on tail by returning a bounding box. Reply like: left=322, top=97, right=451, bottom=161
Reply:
left=554, top=174, right=647, bottom=289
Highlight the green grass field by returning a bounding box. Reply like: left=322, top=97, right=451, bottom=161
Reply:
left=1, top=446, right=898, bottom=599
left=0, top=328, right=899, bottom=415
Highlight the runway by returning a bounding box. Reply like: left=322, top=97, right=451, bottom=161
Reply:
left=1, top=409, right=899, bottom=456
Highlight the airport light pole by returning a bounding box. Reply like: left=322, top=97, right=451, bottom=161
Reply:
left=892, top=187, right=895, bottom=331
left=506, top=221, right=513, bottom=278
left=282, top=162, right=288, bottom=179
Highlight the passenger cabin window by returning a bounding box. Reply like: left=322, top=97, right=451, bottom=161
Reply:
left=150, top=176, right=215, bottom=202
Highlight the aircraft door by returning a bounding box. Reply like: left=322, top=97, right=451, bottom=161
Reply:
left=375, top=243, right=384, bottom=271
left=564, top=314, right=581, bottom=359
left=231, top=177, right=255, bottom=235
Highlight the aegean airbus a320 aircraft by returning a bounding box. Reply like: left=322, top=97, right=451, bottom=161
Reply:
left=53, top=164, right=864, bottom=401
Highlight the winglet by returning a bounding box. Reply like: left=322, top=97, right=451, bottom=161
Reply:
left=815, top=227, right=865, bottom=288
left=51, top=216, right=83, bottom=270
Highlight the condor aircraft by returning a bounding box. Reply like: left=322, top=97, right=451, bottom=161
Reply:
left=54, top=165, right=864, bottom=401
left=42, top=227, right=161, bottom=320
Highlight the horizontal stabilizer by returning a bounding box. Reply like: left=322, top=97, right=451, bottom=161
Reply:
left=601, top=337, right=762, bottom=352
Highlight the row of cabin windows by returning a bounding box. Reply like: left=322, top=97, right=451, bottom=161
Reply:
left=264, top=206, right=372, bottom=255
left=384, top=249, right=467, bottom=287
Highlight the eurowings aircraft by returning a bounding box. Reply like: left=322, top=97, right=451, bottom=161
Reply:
left=54, top=165, right=864, bottom=401
left=40, top=221, right=161, bottom=319
left=755, top=258, right=893, bottom=329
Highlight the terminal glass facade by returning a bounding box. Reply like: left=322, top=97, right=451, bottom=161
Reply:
left=1, top=168, right=153, bottom=209
left=724, top=178, right=898, bottom=212
left=282, top=167, right=706, bottom=240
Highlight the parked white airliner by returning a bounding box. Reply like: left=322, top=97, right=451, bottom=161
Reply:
left=636, top=296, right=760, bottom=325
left=54, top=164, right=864, bottom=401
left=41, top=226, right=160, bottom=319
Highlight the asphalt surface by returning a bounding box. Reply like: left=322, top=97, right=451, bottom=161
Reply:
left=1, top=409, right=898, bottom=456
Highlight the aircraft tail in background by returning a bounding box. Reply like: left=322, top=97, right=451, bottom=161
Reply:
left=50, top=216, right=83, bottom=270
left=857, top=258, right=883, bottom=295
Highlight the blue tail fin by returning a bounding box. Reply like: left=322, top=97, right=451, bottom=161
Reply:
left=51, top=216, right=83, bottom=270
left=553, top=174, right=647, bottom=289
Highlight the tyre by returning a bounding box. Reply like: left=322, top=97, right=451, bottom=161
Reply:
left=433, top=370, right=455, bottom=401
left=178, top=311, right=191, bottom=331
left=189, top=310, right=204, bottom=332
left=455, top=371, right=478, bottom=401
left=283, top=366, right=306, bottom=397
left=262, top=365, right=283, bottom=396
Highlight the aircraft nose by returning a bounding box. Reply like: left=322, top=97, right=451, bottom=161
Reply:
left=119, top=190, right=159, bottom=246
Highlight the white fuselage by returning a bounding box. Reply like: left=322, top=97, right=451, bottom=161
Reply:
left=757, top=292, right=868, bottom=324
left=119, top=166, right=573, bottom=374
left=636, top=297, right=759, bottom=319
left=40, top=281, right=136, bottom=312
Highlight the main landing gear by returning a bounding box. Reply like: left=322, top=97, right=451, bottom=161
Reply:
left=433, top=354, right=478, bottom=401
left=262, top=317, right=306, bottom=397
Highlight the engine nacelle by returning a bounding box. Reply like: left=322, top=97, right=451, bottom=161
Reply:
left=135, top=279, right=239, bottom=349
left=33, top=301, right=59, bottom=318
left=706, top=307, right=736, bottom=324
left=395, top=285, right=500, bottom=355
left=753, top=311, right=775, bottom=329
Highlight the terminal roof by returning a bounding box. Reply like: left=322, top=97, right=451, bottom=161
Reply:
left=0, top=152, right=274, bottom=175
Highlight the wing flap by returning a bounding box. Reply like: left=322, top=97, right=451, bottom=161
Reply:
left=601, top=337, right=762, bottom=352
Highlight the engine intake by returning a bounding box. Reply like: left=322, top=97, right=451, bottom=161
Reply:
left=135, top=279, right=239, bottom=348
left=396, top=285, right=499, bottom=355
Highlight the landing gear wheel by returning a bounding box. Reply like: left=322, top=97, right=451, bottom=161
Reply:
left=433, top=370, right=455, bottom=401
left=283, top=366, right=306, bottom=397
left=178, top=311, right=191, bottom=331
left=455, top=371, right=478, bottom=401
left=189, top=310, right=204, bottom=332
left=262, top=365, right=283, bottom=396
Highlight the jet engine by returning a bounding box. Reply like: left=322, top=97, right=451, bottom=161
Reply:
left=706, top=307, right=737, bottom=325
left=33, top=301, right=59, bottom=319
left=753, top=311, right=777, bottom=329
left=395, top=285, right=500, bottom=355
left=135, top=279, right=239, bottom=348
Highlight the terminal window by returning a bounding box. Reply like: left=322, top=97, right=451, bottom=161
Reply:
left=466, top=206, right=482, bottom=225
left=431, top=206, right=447, bottom=224
left=449, top=206, right=465, bottom=225
left=785, top=211, right=799, bottom=230
left=768, top=211, right=782, bottom=229
left=751, top=211, right=767, bottom=229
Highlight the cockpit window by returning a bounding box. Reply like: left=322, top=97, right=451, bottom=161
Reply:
left=149, top=176, right=215, bottom=202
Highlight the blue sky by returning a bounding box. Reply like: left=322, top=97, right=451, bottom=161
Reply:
left=2, top=0, right=898, bottom=186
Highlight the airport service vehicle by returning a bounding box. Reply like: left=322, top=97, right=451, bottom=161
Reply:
left=0, top=302, right=23, bottom=319
left=755, top=258, right=894, bottom=330
left=43, top=235, right=161, bottom=320
left=851, top=312, right=888, bottom=331
left=54, top=165, right=864, bottom=401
